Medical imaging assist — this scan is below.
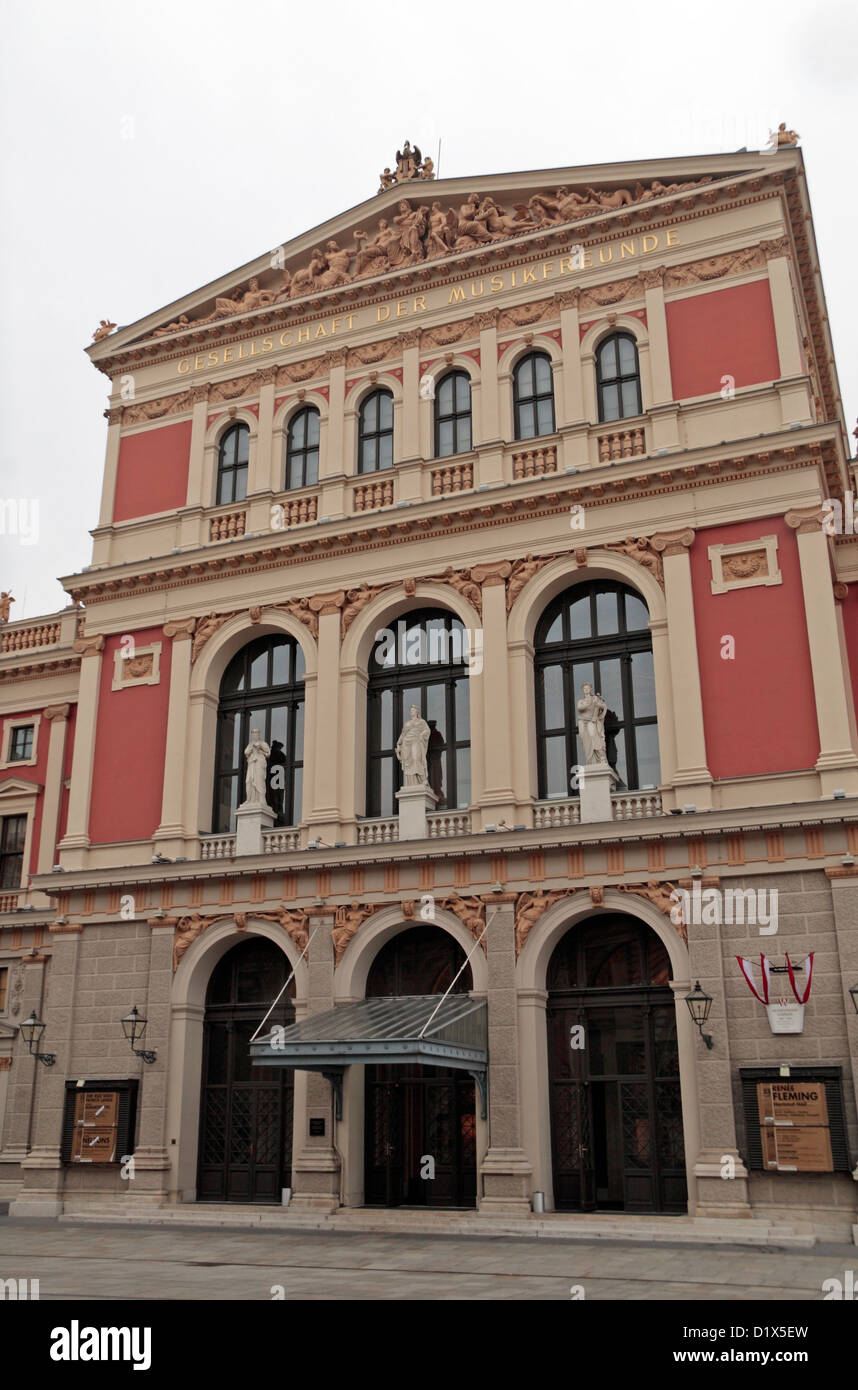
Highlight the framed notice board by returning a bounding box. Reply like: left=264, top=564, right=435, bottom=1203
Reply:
left=739, top=1066, right=851, bottom=1173
left=61, top=1079, right=139, bottom=1165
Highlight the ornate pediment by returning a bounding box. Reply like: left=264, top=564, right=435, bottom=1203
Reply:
left=89, top=151, right=798, bottom=368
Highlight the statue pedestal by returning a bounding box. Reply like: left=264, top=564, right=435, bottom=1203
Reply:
left=396, top=783, right=438, bottom=842
left=577, top=762, right=618, bottom=824
left=235, top=800, right=275, bottom=855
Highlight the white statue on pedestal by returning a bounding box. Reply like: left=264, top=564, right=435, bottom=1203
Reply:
left=395, top=704, right=430, bottom=786
left=242, top=728, right=271, bottom=806
left=577, top=683, right=608, bottom=765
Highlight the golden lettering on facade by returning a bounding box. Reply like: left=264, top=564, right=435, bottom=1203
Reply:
left=175, top=230, right=682, bottom=374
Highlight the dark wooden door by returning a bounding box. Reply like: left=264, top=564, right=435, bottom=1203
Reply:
left=547, top=918, right=687, bottom=1214
left=197, top=938, right=294, bottom=1204
left=365, top=1064, right=476, bottom=1207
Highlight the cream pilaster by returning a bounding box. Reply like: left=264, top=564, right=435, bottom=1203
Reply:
left=153, top=621, right=196, bottom=855
left=305, top=601, right=343, bottom=840
left=765, top=245, right=803, bottom=379
left=786, top=509, right=858, bottom=794
left=476, top=310, right=504, bottom=486
left=36, top=705, right=71, bottom=875
left=320, top=350, right=347, bottom=519
left=96, top=409, right=123, bottom=528
left=651, top=529, right=713, bottom=809
left=471, top=564, right=515, bottom=827
left=247, top=368, right=276, bottom=532
left=178, top=385, right=211, bottom=547
left=57, top=636, right=105, bottom=868
left=478, top=897, right=533, bottom=1214
left=288, top=908, right=340, bottom=1212
left=642, top=266, right=680, bottom=450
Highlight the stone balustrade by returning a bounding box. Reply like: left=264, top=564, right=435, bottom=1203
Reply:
left=199, top=833, right=237, bottom=860
left=427, top=812, right=472, bottom=837
left=431, top=462, right=473, bottom=495
left=596, top=426, right=646, bottom=462
left=1, top=622, right=62, bottom=653
left=262, top=828, right=300, bottom=853
left=512, top=445, right=558, bottom=479
left=209, top=511, right=247, bottom=542
left=352, top=477, right=395, bottom=512
left=356, top=817, right=399, bottom=844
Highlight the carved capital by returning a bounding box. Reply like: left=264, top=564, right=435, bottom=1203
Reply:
left=470, top=560, right=512, bottom=586
left=785, top=506, right=828, bottom=534
left=254, top=366, right=277, bottom=387
left=309, top=590, right=346, bottom=616
left=324, top=347, right=349, bottom=367
left=190, top=384, right=211, bottom=403
left=553, top=289, right=581, bottom=310
left=73, top=634, right=105, bottom=657
left=651, top=527, right=695, bottom=556
left=475, top=309, right=500, bottom=330
left=163, top=618, right=197, bottom=641
left=103, top=407, right=123, bottom=425
left=761, top=236, right=791, bottom=261
left=43, top=703, right=71, bottom=722
left=398, top=329, right=421, bottom=348
left=640, top=265, right=666, bottom=289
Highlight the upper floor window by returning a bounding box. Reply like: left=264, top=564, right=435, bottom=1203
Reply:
left=213, top=636, right=305, bottom=832
left=596, top=333, right=642, bottom=422
left=434, top=371, right=472, bottom=458
left=0, top=814, right=26, bottom=890
left=216, top=423, right=249, bottom=505
left=366, top=610, right=471, bottom=818
left=286, top=407, right=320, bottom=490
left=9, top=725, right=34, bottom=762
left=358, top=389, right=394, bottom=474
left=513, top=351, right=555, bottom=441
left=534, top=582, right=659, bottom=798
left=0, top=965, right=7, bottom=1012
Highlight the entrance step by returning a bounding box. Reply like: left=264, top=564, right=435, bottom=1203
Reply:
left=55, top=1204, right=817, bottom=1248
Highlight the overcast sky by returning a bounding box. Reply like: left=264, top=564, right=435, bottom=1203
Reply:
left=1, top=0, right=855, bottom=620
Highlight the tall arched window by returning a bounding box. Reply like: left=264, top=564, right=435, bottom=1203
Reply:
left=513, top=351, right=555, bottom=440
left=366, top=609, right=471, bottom=817
left=434, top=370, right=472, bottom=458
left=534, top=581, right=659, bottom=798
left=285, top=406, right=320, bottom=489
left=358, top=389, right=394, bottom=474
left=217, top=422, right=249, bottom=505
left=214, top=635, right=305, bottom=831
left=596, top=333, right=642, bottom=422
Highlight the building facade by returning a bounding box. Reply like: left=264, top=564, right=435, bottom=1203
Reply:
left=2, top=139, right=858, bottom=1238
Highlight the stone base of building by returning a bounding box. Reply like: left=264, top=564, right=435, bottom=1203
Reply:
left=478, top=1147, right=534, bottom=1215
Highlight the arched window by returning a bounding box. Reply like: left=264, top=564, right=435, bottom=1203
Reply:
left=285, top=406, right=320, bottom=489
left=213, top=635, right=305, bottom=832
left=216, top=422, right=249, bottom=505
left=513, top=351, right=555, bottom=441
left=534, top=581, right=659, bottom=798
left=596, top=332, right=642, bottom=422
left=358, top=389, right=394, bottom=474
left=434, top=370, right=472, bottom=458
left=366, top=609, right=471, bottom=817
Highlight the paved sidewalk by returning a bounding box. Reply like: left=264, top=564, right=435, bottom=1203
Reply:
left=0, top=1217, right=854, bottom=1300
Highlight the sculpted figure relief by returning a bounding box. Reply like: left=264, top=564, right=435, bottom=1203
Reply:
left=395, top=704, right=431, bottom=786
left=139, top=174, right=718, bottom=339
left=441, top=893, right=486, bottom=949
left=332, top=901, right=375, bottom=964
left=515, top=890, right=567, bottom=955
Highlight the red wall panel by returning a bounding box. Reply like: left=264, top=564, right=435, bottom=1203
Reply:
left=112, top=421, right=192, bottom=523
left=690, top=518, right=818, bottom=778
left=89, top=631, right=171, bottom=843
left=666, top=280, right=781, bottom=400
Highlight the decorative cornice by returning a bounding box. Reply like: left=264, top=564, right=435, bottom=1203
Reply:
left=48, top=921, right=83, bottom=933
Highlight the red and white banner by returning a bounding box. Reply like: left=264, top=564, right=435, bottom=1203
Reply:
left=736, top=953, right=774, bottom=1004
left=785, top=952, right=814, bottom=1004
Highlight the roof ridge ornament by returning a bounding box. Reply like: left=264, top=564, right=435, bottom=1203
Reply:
left=379, top=140, right=435, bottom=194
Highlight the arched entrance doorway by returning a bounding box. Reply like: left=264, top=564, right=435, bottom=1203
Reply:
left=364, top=924, right=476, bottom=1208
left=547, top=915, right=686, bottom=1213
left=197, top=937, right=295, bottom=1203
